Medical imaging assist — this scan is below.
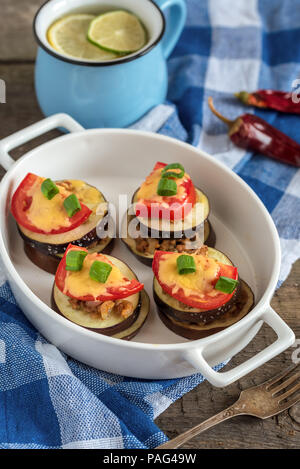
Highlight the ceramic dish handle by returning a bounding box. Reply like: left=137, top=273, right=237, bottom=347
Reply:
left=156, top=0, right=187, bottom=59
left=183, top=306, right=295, bottom=387
left=0, top=113, right=84, bottom=171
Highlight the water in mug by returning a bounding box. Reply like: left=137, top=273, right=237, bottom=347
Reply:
left=47, top=7, right=149, bottom=61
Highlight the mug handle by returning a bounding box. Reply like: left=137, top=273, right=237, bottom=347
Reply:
left=182, top=306, right=295, bottom=387
left=155, top=0, right=187, bottom=59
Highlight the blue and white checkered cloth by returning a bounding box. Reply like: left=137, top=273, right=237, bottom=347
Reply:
left=1, top=0, right=299, bottom=449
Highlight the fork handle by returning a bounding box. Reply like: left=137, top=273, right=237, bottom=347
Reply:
left=156, top=403, right=242, bottom=449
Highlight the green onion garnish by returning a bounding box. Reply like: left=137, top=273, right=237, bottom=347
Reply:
left=215, top=276, right=238, bottom=294
left=89, top=260, right=112, bottom=283
left=63, top=194, right=81, bottom=218
left=161, top=163, right=185, bottom=179
left=41, top=178, right=59, bottom=200
left=65, top=250, right=87, bottom=271
left=176, top=254, right=196, bottom=275
left=157, top=178, right=177, bottom=196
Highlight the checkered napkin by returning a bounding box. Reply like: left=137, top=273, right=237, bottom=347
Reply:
left=0, top=0, right=299, bottom=449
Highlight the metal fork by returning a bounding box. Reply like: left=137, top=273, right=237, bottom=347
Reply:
left=156, top=364, right=300, bottom=449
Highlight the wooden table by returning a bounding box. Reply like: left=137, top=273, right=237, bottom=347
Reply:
left=0, top=0, right=299, bottom=449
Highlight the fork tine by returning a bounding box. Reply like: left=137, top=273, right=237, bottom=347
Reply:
left=277, top=381, right=300, bottom=403
left=265, top=363, right=299, bottom=390
left=278, top=394, right=300, bottom=412
left=271, top=371, right=300, bottom=395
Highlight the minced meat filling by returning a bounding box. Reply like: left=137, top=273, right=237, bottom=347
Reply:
left=135, top=237, right=159, bottom=254
left=68, top=298, right=134, bottom=320
left=135, top=234, right=204, bottom=254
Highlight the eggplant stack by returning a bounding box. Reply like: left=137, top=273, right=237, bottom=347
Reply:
left=152, top=247, right=254, bottom=340
left=122, top=162, right=216, bottom=266
left=52, top=245, right=150, bottom=339
left=11, top=173, right=113, bottom=274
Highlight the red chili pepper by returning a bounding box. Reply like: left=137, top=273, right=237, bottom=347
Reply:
left=235, top=90, right=300, bottom=114
left=208, top=97, right=300, bottom=167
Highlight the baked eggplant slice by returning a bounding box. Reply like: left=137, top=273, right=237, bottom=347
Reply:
left=52, top=253, right=149, bottom=340
left=157, top=280, right=254, bottom=340
left=152, top=247, right=254, bottom=339
left=153, top=276, right=241, bottom=324
left=52, top=283, right=140, bottom=334
left=24, top=237, right=114, bottom=275
left=16, top=179, right=113, bottom=273
left=153, top=246, right=236, bottom=322
left=52, top=287, right=150, bottom=340
left=132, top=187, right=210, bottom=239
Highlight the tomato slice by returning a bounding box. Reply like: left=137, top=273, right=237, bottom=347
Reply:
left=152, top=250, right=238, bottom=310
left=11, top=173, right=92, bottom=234
left=135, top=162, right=197, bottom=221
left=55, top=244, right=144, bottom=302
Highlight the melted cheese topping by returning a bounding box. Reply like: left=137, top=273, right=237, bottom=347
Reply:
left=26, top=179, right=101, bottom=233
left=158, top=253, right=221, bottom=298
left=64, top=252, right=130, bottom=298
left=26, top=178, right=72, bottom=232
left=60, top=180, right=102, bottom=210
left=136, top=167, right=189, bottom=203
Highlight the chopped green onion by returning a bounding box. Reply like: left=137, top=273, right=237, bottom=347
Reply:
left=41, top=178, right=59, bottom=200
left=215, top=276, right=238, bottom=294
left=63, top=194, right=81, bottom=218
left=161, top=163, right=185, bottom=179
left=65, top=250, right=87, bottom=271
left=177, top=254, right=196, bottom=275
left=89, top=260, right=112, bottom=283
left=157, top=178, right=177, bottom=196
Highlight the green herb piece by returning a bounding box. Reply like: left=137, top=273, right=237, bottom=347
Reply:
left=176, top=254, right=196, bottom=275
left=157, top=177, right=177, bottom=196
left=161, top=163, right=185, bottom=179
left=63, top=194, right=81, bottom=218
left=41, top=178, right=59, bottom=200
left=215, top=276, right=238, bottom=294
left=89, top=260, right=112, bottom=283
left=65, top=250, right=87, bottom=271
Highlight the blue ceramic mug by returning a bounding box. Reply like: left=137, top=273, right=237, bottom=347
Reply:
left=33, top=0, right=186, bottom=129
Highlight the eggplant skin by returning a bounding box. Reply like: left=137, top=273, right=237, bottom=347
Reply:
left=23, top=238, right=114, bottom=275
left=24, top=242, right=60, bottom=275
left=18, top=224, right=107, bottom=256
left=156, top=280, right=254, bottom=340
left=205, top=220, right=216, bottom=249
left=153, top=277, right=241, bottom=324
left=157, top=308, right=227, bottom=340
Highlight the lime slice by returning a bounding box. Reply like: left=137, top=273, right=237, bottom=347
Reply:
left=47, top=14, right=118, bottom=61
left=87, top=10, right=147, bottom=54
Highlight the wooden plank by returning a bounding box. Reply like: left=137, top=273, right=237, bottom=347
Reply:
left=0, top=0, right=44, bottom=61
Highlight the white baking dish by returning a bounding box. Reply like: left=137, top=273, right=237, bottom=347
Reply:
left=0, top=114, right=295, bottom=386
